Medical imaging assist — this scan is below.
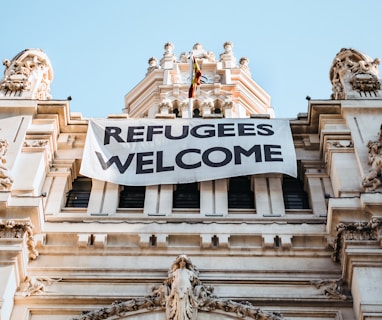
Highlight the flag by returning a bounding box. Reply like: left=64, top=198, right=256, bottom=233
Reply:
left=188, top=57, right=202, bottom=98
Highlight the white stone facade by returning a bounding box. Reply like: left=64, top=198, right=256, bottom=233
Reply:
left=0, top=44, right=381, bottom=320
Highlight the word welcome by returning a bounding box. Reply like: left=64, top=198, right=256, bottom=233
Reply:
left=95, top=144, right=282, bottom=174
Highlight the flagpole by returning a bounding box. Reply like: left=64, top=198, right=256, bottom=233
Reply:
left=188, top=53, right=194, bottom=118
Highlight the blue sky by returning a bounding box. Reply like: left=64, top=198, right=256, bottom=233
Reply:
left=1, top=0, right=382, bottom=119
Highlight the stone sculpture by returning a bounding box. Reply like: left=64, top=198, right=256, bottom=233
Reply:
left=0, top=48, right=53, bottom=99
left=362, top=124, right=382, bottom=191
left=166, top=254, right=200, bottom=320
left=0, top=139, right=13, bottom=191
left=330, top=48, right=381, bottom=100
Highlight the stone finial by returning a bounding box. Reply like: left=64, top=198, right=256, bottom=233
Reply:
left=0, top=49, right=53, bottom=100
left=330, top=48, right=381, bottom=100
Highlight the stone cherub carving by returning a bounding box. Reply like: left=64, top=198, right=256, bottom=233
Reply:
left=362, top=124, right=382, bottom=191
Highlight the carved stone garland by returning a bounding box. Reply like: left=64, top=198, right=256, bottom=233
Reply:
left=0, top=219, right=38, bottom=260
left=332, top=217, right=382, bottom=263
left=73, top=254, right=283, bottom=320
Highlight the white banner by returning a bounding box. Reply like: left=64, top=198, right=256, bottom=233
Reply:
left=80, top=118, right=297, bottom=186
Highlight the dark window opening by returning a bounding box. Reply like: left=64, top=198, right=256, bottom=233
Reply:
left=212, top=235, right=219, bottom=247
left=66, top=177, right=92, bottom=208
left=119, top=185, right=145, bottom=208
left=193, top=108, right=201, bottom=118
left=228, top=176, right=254, bottom=209
left=274, top=235, right=281, bottom=248
left=173, top=182, right=200, bottom=208
left=282, top=175, right=310, bottom=209
left=150, top=235, right=157, bottom=247
left=173, top=108, right=180, bottom=118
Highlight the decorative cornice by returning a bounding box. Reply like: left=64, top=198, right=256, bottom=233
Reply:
left=0, top=219, right=39, bottom=260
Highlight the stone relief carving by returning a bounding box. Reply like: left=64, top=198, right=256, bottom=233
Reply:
left=332, top=217, right=382, bottom=263
left=362, top=124, right=382, bottom=192
left=327, top=140, right=353, bottom=148
left=0, top=48, right=53, bottom=99
left=21, top=276, right=62, bottom=296
left=310, top=279, right=351, bottom=300
left=166, top=255, right=200, bottom=320
left=330, top=48, right=381, bottom=100
left=0, top=219, right=39, bottom=260
left=73, top=254, right=283, bottom=320
left=0, top=139, right=13, bottom=191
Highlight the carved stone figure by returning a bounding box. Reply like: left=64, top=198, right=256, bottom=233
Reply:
left=0, top=139, right=13, bottom=191
left=166, top=255, right=200, bottom=320
left=362, top=124, right=382, bottom=191
left=219, top=41, right=237, bottom=67
left=311, top=279, right=350, bottom=300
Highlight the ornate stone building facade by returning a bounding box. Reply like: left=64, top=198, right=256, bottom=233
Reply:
left=0, top=43, right=381, bottom=320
